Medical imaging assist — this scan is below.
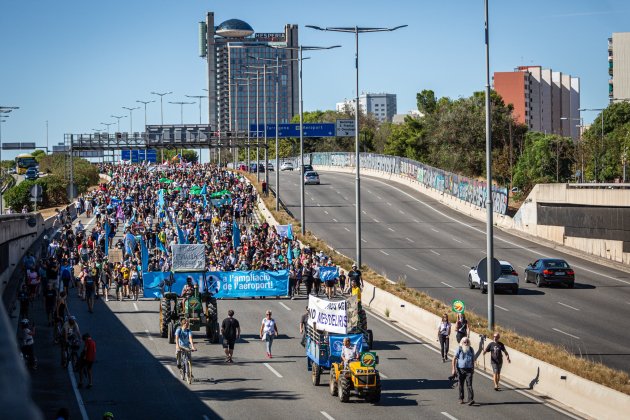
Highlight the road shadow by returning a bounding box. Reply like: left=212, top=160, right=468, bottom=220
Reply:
left=371, top=341, right=402, bottom=351
left=380, top=392, right=421, bottom=407
left=513, top=288, right=546, bottom=296
left=382, top=378, right=453, bottom=391
left=194, top=388, right=300, bottom=402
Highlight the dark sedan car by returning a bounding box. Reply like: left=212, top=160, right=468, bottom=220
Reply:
left=524, top=258, right=575, bottom=288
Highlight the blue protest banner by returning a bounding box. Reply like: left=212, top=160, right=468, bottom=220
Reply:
left=319, top=266, right=339, bottom=281
left=140, top=238, right=149, bottom=272
left=142, top=271, right=172, bottom=298
left=104, top=222, right=110, bottom=257
left=232, top=221, right=240, bottom=248
left=211, top=269, right=288, bottom=298
left=328, top=334, right=364, bottom=358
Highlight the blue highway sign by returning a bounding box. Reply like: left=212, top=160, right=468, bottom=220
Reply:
left=122, top=149, right=157, bottom=163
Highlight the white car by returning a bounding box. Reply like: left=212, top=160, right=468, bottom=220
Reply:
left=280, top=161, right=294, bottom=171
left=304, top=171, right=320, bottom=185
left=468, top=260, right=519, bottom=294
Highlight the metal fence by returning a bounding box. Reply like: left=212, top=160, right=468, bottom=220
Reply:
left=303, top=152, right=508, bottom=215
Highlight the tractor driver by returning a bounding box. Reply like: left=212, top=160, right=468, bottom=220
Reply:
left=181, top=276, right=195, bottom=313
left=341, top=337, right=359, bottom=367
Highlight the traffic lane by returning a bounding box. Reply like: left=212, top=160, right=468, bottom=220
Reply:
left=64, top=293, right=219, bottom=420
left=274, top=171, right=630, bottom=372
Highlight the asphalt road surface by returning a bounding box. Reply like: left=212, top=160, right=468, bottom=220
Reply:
left=269, top=170, right=630, bottom=374
left=32, top=212, right=579, bottom=420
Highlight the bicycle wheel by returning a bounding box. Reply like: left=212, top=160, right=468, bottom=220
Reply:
left=187, top=360, right=193, bottom=384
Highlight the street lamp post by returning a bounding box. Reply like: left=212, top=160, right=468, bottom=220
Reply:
left=110, top=115, right=127, bottom=133
left=169, top=101, right=195, bottom=159
left=122, top=106, right=139, bottom=134
left=151, top=91, right=172, bottom=162
left=243, top=68, right=262, bottom=182
left=0, top=106, right=19, bottom=214
left=306, top=23, right=406, bottom=267
left=236, top=77, right=254, bottom=171
left=272, top=44, right=340, bottom=234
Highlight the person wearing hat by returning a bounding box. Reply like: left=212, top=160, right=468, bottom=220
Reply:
left=181, top=276, right=195, bottom=313
left=348, top=263, right=363, bottom=289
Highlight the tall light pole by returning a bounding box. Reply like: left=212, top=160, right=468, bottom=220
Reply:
left=579, top=107, right=605, bottom=182
left=110, top=115, right=126, bottom=132
left=45, top=120, right=49, bottom=154
left=169, top=101, right=195, bottom=125
left=136, top=100, right=155, bottom=129
left=273, top=44, right=340, bottom=234
left=236, top=77, right=256, bottom=171
left=101, top=122, right=115, bottom=133
left=0, top=106, right=19, bottom=215
left=122, top=106, right=139, bottom=133
left=244, top=68, right=262, bottom=182
left=151, top=91, right=172, bottom=162
left=307, top=23, right=406, bottom=266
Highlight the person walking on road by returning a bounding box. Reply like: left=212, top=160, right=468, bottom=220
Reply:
left=452, top=337, right=476, bottom=405
left=299, top=306, right=309, bottom=347
left=220, top=310, right=240, bottom=363
left=78, top=333, right=96, bottom=388
left=260, top=310, right=278, bottom=358
left=437, top=313, right=451, bottom=362
left=455, top=313, right=469, bottom=345
left=483, top=332, right=511, bottom=390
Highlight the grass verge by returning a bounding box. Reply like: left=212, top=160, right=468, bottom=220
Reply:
left=242, top=171, right=630, bottom=396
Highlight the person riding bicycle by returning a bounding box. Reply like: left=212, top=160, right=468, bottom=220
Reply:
left=340, top=337, right=358, bottom=368
left=175, top=318, right=196, bottom=368
left=62, top=316, right=81, bottom=366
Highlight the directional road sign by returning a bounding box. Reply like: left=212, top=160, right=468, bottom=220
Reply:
left=250, top=123, right=352, bottom=138
left=336, top=119, right=356, bottom=137
left=2, top=142, right=36, bottom=150
left=121, top=149, right=158, bottom=163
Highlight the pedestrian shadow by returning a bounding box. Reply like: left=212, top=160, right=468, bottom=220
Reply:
left=379, top=392, right=421, bottom=407
left=382, top=378, right=453, bottom=391
left=371, top=341, right=404, bottom=351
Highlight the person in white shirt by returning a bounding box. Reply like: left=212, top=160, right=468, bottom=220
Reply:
left=259, top=310, right=278, bottom=358
left=341, top=337, right=358, bottom=367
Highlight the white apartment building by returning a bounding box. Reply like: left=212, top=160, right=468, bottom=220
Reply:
left=336, top=93, right=397, bottom=123
left=609, top=32, right=630, bottom=102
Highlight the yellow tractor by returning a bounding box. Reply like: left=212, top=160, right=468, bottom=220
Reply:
left=329, top=352, right=381, bottom=403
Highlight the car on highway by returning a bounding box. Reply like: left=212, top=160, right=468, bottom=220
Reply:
left=304, top=171, right=320, bottom=185
left=237, top=163, right=248, bottom=171
left=468, top=260, right=519, bottom=294
left=24, top=167, right=39, bottom=181
left=266, top=162, right=274, bottom=171
left=301, top=164, right=314, bottom=172
left=524, top=258, right=575, bottom=288
left=280, top=161, right=294, bottom=171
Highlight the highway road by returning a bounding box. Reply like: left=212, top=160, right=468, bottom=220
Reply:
left=33, top=212, right=578, bottom=420
left=269, top=170, right=630, bottom=374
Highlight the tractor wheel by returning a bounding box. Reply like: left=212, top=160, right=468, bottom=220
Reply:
left=359, top=309, right=368, bottom=331
left=159, top=298, right=170, bottom=338
left=168, top=321, right=175, bottom=344
left=367, top=329, right=374, bottom=350
left=338, top=374, right=351, bottom=403
left=329, top=370, right=338, bottom=396
left=312, top=362, right=321, bottom=386
left=366, top=375, right=382, bottom=403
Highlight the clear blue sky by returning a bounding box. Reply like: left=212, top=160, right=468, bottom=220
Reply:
left=1, top=0, right=628, bottom=161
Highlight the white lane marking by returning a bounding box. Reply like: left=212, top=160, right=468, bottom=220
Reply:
left=406, top=264, right=418, bottom=271
left=344, top=227, right=350, bottom=232
left=324, top=210, right=329, bottom=215
left=145, top=329, right=154, bottom=341
left=380, top=250, right=390, bottom=256
left=367, top=190, right=373, bottom=194
left=388, top=227, right=395, bottom=232
left=168, top=365, right=179, bottom=379
left=379, top=372, right=389, bottom=379
left=335, top=190, right=340, bottom=194
left=552, top=328, right=581, bottom=340
left=431, top=228, right=439, bottom=232
left=496, top=305, right=509, bottom=312
left=386, top=202, right=392, bottom=206
left=317, top=203, right=321, bottom=207
left=441, top=413, right=458, bottom=420
left=461, top=264, right=470, bottom=269
left=558, top=302, right=580, bottom=311
left=293, top=183, right=298, bottom=186
left=67, top=363, right=89, bottom=420
left=413, top=219, right=421, bottom=223
left=311, top=197, right=315, bottom=201
left=367, top=307, right=581, bottom=419
left=441, top=282, right=454, bottom=288
left=376, top=195, right=382, bottom=199
left=373, top=218, right=380, bottom=223
left=399, top=210, right=405, bottom=214
left=306, top=191, right=310, bottom=195
left=279, top=302, right=291, bottom=311
left=321, top=412, right=335, bottom=420
left=133, top=302, right=139, bottom=312
left=405, top=237, right=414, bottom=243
left=367, top=177, right=630, bottom=286
left=430, top=250, right=440, bottom=255
left=362, top=210, right=367, bottom=215
left=452, top=238, right=463, bottom=244
left=332, top=218, right=338, bottom=222
left=361, top=239, right=367, bottom=243
left=263, top=362, right=283, bottom=378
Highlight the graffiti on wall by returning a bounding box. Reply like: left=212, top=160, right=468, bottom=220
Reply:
left=309, top=152, right=508, bottom=215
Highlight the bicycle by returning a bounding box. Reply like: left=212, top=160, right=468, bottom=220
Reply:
left=64, top=340, right=80, bottom=370
left=178, top=346, right=196, bottom=385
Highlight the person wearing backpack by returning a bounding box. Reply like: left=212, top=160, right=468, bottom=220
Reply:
left=483, top=332, right=511, bottom=390
left=452, top=337, right=476, bottom=405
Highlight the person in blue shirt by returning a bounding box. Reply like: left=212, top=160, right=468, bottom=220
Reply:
left=451, top=336, right=476, bottom=405
left=175, top=318, right=196, bottom=368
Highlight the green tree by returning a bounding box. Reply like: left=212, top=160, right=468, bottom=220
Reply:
left=4, top=179, right=36, bottom=212
left=37, top=154, right=99, bottom=194
left=416, top=89, right=437, bottom=115
left=31, top=150, right=46, bottom=162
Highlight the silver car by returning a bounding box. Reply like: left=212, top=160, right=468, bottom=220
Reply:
left=304, top=171, right=320, bottom=185
left=280, top=161, right=294, bottom=171
left=468, top=260, right=519, bottom=294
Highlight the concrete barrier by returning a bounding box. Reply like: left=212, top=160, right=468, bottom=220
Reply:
left=253, top=175, right=630, bottom=420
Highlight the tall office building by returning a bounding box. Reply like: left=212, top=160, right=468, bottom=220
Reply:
left=494, top=66, right=580, bottom=140
left=199, top=13, right=299, bottom=133
left=609, top=32, right=630, bottom=102
left=335, top=93, right=397, bottom=123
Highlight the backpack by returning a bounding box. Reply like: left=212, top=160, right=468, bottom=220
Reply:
left=61, top=268, right=72, bottom=281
